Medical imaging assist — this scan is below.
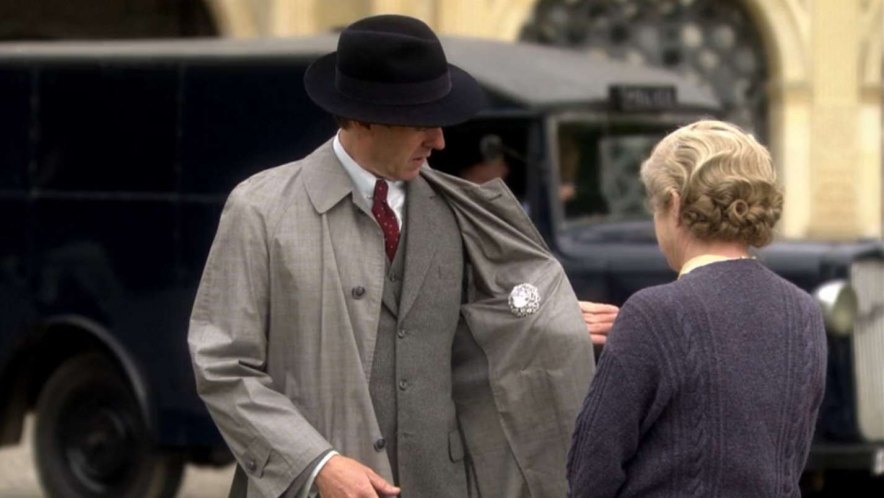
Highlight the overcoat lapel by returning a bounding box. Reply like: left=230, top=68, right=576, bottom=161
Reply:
left=399, top=174, right=442, bottom=319
left=302, top=140, right=371, bottom=216
left=300, top=140, right=388, bottom=382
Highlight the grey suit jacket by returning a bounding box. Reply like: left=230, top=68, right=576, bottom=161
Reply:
left=189, top=140, right=595, bottom=498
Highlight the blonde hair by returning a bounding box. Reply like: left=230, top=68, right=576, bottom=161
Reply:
left=640, top=120, right=783, bottom=247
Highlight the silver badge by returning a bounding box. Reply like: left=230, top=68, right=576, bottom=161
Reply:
left=508, top=283, right=541, bottom=317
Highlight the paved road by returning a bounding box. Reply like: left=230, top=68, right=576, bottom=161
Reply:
left=0, top=417, right=234, bottom=498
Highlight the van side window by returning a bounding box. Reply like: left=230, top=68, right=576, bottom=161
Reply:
left=0, top=68, right=29, bottom=191
left=431, top=119, right=528, bottom=201
left=180, top=63, right=336, bottom=196
left=36, top=64, right=178, bottom=192
left=0, top=68, right=29, bottom=277
left=598, top=135, right=657, bottom=219
left=557, top=122, right=659, bottom=225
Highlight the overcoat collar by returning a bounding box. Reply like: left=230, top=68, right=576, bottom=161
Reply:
left=301, top=138, right=441, bottom=319
left=303, top=139, right=355, bottom=214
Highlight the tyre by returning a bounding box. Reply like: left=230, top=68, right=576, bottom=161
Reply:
left=34, top=353, right=184, bottom=498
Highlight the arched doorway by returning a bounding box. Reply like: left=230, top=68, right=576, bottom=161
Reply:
left=0, top=0, right=217, bottom=40
left=521, top=0, right=768, bottom=139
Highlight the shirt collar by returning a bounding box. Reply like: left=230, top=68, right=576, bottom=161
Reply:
left=333, top=131, right=406, bottom=210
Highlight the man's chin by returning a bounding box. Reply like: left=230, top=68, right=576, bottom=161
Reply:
left=402, top=163, right=424, bottom=181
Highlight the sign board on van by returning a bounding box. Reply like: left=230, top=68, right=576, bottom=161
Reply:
left=609, top=85, right=677, bottom=112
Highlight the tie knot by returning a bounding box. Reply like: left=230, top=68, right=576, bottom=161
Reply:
left=373, top=179, right=388, bottom=203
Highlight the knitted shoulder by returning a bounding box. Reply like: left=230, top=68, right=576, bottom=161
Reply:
left=623, top=282, right=685, bottom=324
left=755, top=265, right=820, bottom=318
left=786, top=281, right=825, bottom=340
left=607, top=282, right=683, bottom=356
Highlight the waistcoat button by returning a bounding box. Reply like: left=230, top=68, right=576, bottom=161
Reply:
left=373, top=438, right=386, bottom=451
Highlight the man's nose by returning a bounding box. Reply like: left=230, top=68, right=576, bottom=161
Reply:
left=425, top=127, right=445, bottom=150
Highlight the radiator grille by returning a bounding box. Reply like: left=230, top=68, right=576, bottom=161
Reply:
left=852, top=259, right=884, bottom=441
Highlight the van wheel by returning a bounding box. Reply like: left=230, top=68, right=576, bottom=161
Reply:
left=34, top=353, right=184, bottom=498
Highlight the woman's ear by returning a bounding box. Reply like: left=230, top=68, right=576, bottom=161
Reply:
left=669, top=191, right=682, bottom=224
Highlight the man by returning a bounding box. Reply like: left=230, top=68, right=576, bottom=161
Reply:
left=189, top=15, right=604, bottom=498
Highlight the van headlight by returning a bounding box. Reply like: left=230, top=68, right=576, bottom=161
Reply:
left=813, top=280, right=858, bottom=336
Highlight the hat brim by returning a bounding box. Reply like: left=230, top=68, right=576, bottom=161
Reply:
left=304, top=52, right=487, bottom=128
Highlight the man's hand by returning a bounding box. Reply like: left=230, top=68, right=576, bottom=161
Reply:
left=315, top=455, right=400, bottom=498
left=579, top=301, right=620, bottom=345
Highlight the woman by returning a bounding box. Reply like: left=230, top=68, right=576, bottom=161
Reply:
left=567, top=120, right=826, bottom=497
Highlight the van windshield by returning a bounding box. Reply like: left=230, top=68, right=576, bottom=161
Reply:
left=556, top=121, right=666, bottom=227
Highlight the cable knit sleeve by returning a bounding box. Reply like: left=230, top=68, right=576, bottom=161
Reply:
left=567, top=294, right=672, bottom=498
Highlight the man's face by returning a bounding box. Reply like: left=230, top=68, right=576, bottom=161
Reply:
left=360, top=125, right=446, bottom=181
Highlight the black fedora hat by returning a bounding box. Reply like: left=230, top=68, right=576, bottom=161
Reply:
left=304, top=15, right=486, bottom=127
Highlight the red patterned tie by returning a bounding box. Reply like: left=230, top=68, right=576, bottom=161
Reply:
left=372, top=179, right=400, bottom=261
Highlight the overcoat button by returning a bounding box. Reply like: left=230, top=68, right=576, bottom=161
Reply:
left=351, top=286, right=366, bottom=299
left=398, top=380, right=408, bottom=391
left=373, top=438, right=386, bottom=451
left=245, top=459, right=257, bottom=472
left=397, top=329, right=406, bottom=338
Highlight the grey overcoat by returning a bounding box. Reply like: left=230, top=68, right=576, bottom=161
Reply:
left=188, top=140, right=595, bottom=498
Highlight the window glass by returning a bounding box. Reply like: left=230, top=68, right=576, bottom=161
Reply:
left=0, top=68, right=30, bottom=191
left=557, top=122, right=662, bottom=226
left=431, top=119, right=530, bottom=201
left=36, top=63, right=178, bottom=192
left=180, top=60, right=336, bottom=195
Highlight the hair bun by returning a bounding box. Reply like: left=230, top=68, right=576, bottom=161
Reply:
left=726, top=199, right=750, bottom=224
left=682, top=185, right=782, bottom=247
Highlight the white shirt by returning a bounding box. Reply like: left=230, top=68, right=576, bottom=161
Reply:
left=333, top=132, right=406, bottom=228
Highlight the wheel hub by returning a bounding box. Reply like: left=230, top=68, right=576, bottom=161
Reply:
left=63, top=406, right=136, bottom=492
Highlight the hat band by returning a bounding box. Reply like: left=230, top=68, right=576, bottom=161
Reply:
left=335, top=68, right=452, bottom=106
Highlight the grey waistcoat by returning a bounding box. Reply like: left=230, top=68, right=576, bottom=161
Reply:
left=364, top=180, right=470, bottom=497
left=370, top=236, right=406, bottom=482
